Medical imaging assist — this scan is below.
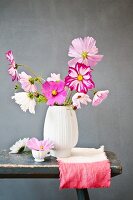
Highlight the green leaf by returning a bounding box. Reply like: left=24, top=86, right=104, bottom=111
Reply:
left=36, top=95, right=47, bottom=103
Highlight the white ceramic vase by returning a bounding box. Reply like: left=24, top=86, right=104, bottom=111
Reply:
left=43, top=106, right=78, bottom=158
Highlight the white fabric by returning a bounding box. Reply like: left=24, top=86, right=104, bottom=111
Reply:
left=58, top=146, right=108, bottom=163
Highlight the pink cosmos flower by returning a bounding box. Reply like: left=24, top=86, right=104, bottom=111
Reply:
left=19, top=72, right=37, bottom=92
left=6, top=50, right=14, bottom=63
left=72, top=93, right=92, bottom=109
left=42, top=81, right=67, bottom=106
left=5, top=50, right=19, bottom=81
left=47, top=73, right=60, bottom=82
left=65, top=63, right=95, bottom=93
left=27, top=138, right=54, bottom=151
left=92, top=90, right=109, bottom=106
left=68, top=36, right=103, bottom=67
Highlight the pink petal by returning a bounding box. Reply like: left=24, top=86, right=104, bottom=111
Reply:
left=68, top=45, right=80, bottom=57
left=42, top=81, right=51, bottom=94
left=57, top=81, right=65, bottom=92
left=68, top=58, right=81, bottom=68
left=68, top=67, right=78, bottom=78
left=47, top=98, right=56, bottom=106
left=31, top=84, right=37, bottom=92
left=87, top=54, right=104, bottom=67
left=54, top=95, right=66, bottom=105
left=85, top=37, right=98, bottom=54
left=71, top=38, right=84, bottom=53
left=27, top=138, right=40, bottom=150
left=82, top=58, right=90, bottom=66
left=92, top=90, right=109, bottom=106
left=6, top=50, right=14, bottom=64
left=79, top=66, right=91, bottom=76
left=19, top=72, right=31, bottom=79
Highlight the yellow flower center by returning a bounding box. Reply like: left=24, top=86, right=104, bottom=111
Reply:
left=81, top=51, right=88, bottom=60
left=52, top=90, right=57, bottom=96
left=40, top=145, right=44, bottom=150
left=28, top=93, right=34, bottom=99
left=77, top=74, right=83, bottom=81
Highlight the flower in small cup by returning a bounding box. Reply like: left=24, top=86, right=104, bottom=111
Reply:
left=27, top=138, right=54, bottom=151
left=27, top=138, right=54, bottom=162
left=47, top=73, right=60, bottom=82
left=19, top=72, right=37, bottom=92
left=10, top=138, right=29, bottom=154
left=72, top=93, right=92, bottom=109
left=5, top=50, right=20, bottom=81
left=92, top=90, right=109, bottom=106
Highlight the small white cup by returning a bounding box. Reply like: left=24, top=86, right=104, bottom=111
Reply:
left=32, top=149, right=49, bottom=162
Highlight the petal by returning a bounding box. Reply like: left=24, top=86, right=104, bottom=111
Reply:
left=68, top=67, right=78, bottom=78
left=69, top=79, right=79, bottom=91
left=6, top=50, right=14, bottom=64
left=87, top=54, right=104, bottom=67
left=22, top=84, right=31, bottom=92
left=92, top=90, right=109, bottom=106
left=27, top=138, right=40, bottom=150
left=68, top=45, right=80, bottom=57
left=79, top=66, right=91, bottom=76
left=82, top=58, right=90, bottom=66
left=71, top=38, right=84, bottom=53
left=77, top=82, right=88, bottom=93
left=85, top=37, right=98, bottom=54
left=83, top=79, right=95, bottom=89
left=47, top=98, right=56, bottom=106
left=31, top=85, right=37, bottom=93
left=28, top=99, right=36, bottom=114
left=57, top=81, right=65, bottom=92
left=19, top=72, right=31, bottom=79
left=42, top=81, right=51, bottom=94
left=68, top=57, right=81, bottom=68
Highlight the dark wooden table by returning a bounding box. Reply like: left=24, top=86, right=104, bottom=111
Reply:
left=0, top=150, right=122, bottom=200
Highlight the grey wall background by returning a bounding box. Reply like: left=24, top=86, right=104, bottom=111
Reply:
left=0, top=0, right=132, bottom=199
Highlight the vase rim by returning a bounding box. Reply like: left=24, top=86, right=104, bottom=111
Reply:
left=49, top=105, right=73, bottom=108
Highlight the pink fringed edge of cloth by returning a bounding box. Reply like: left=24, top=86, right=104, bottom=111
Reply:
left=57, top=147, right=111, bottom=189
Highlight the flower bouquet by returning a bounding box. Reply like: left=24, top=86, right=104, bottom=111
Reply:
left=6, top=36, right=109, bottom=158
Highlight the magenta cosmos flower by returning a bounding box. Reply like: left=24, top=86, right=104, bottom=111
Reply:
left=42, top=81, right=67, bottom=106
left=65, top=63, right=95, bottom=93
left=68, top=36, right=103, bottom=67
left=5, top=50, right=19, bottom=81
left=27, top=138, right=54, bottom=151
left=19, top=72, right=37, bottom=93
left=92, top=90, right=109, bottom=106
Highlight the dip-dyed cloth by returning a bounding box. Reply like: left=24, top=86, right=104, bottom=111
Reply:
left=58, top=146, right=111, bottom=189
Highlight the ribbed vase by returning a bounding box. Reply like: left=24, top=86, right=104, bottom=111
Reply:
left=43, top=106, right=78, bottom=158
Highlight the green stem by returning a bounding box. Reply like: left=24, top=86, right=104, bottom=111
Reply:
left=92, top=89, right=98, bottom=95
left=65, top=90, right=74, bottom=105
left=17, top=64, right=45, bottom=82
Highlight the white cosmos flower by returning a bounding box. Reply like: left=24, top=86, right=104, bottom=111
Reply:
left=12, top=92, right=36, bottom=114
left=72, top=92, right=92, bottom=109
left=10, top=138, right=29, bottom=154
left=47, top=73, right=60, bottom=82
